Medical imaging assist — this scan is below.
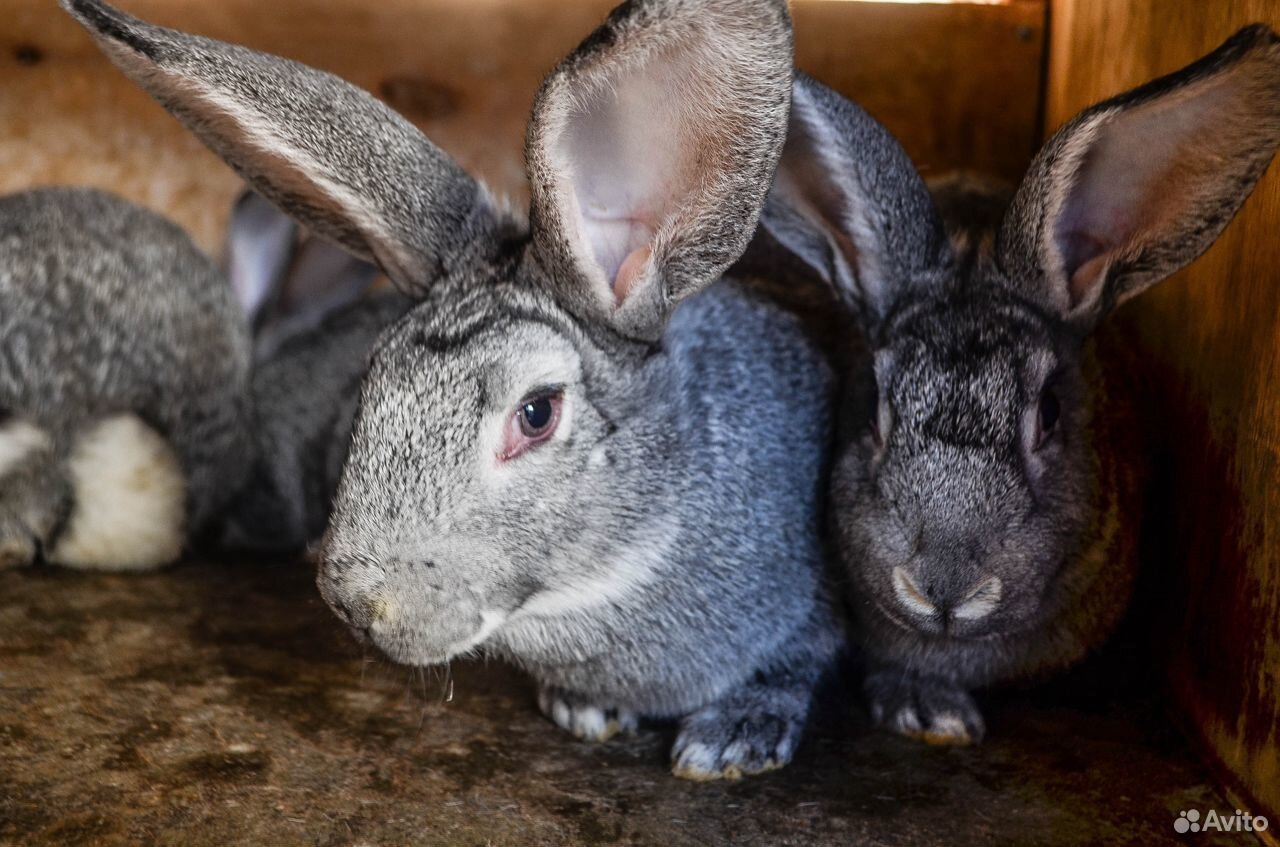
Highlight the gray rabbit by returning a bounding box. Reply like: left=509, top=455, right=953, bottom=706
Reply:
left=761, top=29, right=1280, bottom=744
left=219, top=190, right=409, bottom=552
left=0, top=187, right=251, bottom=570
left=66, top=0, right=844, bottom=779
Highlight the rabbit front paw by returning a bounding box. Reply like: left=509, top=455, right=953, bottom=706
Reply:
left=537, top=686, right=638, bottom=743
left=865, top=669, right=985, bottom=745
left=671, top=697, right=805, bottom=781
left=0, top=533, right=36, bottom=569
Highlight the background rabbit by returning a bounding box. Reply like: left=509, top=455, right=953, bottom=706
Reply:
left=760, top=28, right=1280, bottom=744
left=0, top=187, right=252, bottom=570
left=220, top=190, right=409, bottom=552
left=66, top=0, right=844, bottom=779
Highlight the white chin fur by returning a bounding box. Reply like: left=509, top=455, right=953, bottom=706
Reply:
left=49, top=414, right=186, bottom=572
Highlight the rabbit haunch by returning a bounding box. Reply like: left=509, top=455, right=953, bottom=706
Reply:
left=49, top=415, right=186, bottom=572
left=0, top=412, right=186, bottom=573
left=0, top=187, right=252, bottom=571
left=0, top=421, right=50, bottom=479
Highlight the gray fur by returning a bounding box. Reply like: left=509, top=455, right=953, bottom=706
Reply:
left=219, top=191, right=409, bottom=552
left=227, top=294, right=408, bottom=551
left=761, top=30, right=1280, bottom=744
left=68, top=0, right=844, bottom=778
left=0, top=187, right=252, bottom=567
left=220, top=189, right=407, bottom=555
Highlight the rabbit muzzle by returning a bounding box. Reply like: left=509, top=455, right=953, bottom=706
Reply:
left=316, top=549, right=510, bottom=666
left=885, top=565, right=1005, bottom=639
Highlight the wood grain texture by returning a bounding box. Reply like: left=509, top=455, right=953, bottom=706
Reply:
left=1047, top=0, right=1280, bottom=825
left=795, top=0, right=1046, bottom=182
left=0, top=0, right=1044, bottom=255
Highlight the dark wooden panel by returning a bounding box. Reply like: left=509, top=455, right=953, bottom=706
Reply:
left=0, top=0, right=1044, bottom=253
left=1047, top=0, right=1280, bottom=826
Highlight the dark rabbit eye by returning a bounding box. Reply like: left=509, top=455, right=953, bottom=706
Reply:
left=1037, top=388, right=1061, bottom=446
left=519, top=396, right=555, bottom=437
left=501, top=390, right=564, bottom=462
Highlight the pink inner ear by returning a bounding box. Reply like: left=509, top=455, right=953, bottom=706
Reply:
left=1068, top=253, right=1112, bottom=306
left=612, top=244, right=652, bottom=305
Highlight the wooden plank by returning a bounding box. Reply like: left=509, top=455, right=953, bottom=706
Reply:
left=795, top=0, right=1046, bottom=182
left=1047, top=0, right=1280, bottom=825
left=0, top=0, right=1044, bottom=254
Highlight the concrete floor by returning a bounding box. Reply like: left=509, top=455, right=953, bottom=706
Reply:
left=0, top=558, right=1250, bottom=847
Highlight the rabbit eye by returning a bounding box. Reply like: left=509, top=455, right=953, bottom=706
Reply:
left=519, top=397, right=556, bottom=437
left=500, top=390, right=564, bottom=462
left=1036, top=388, right=1060, bottom=447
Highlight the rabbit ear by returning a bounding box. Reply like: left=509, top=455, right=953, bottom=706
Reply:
left=999, top=25, right=1280, bottom=326
left=759, top=73, right=951, bottom=331
left=254, top=234, right=382, bottom=362
left=279, top=234, right=381, bottom=318
left=525, top=0, right=794, bottom=341
left=225, top=190, right=299, bottom=322
left=63, top=0, right=499, bottom=296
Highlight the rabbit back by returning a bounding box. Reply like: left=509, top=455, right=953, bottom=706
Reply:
left=0, top=187, right=252, bottom=532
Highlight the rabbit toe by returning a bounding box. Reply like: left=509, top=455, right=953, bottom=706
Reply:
left=865, top=670, right=985, bottom=745
left=536, top=686, right=637, bottom=743
left=671, top=706, right=798, bottom=781
left=0, top=534, right=36, bottom=569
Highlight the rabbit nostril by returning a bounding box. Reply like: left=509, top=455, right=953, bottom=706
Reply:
left=371, top=595, right=399, bottom=624
left=327, top=593, right=373, bottom=630
left=891, top=566, right=938, bottom=617
left=952, top=576, right=1003, bottom=622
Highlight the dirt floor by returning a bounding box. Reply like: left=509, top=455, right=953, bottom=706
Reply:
left=0, top=558, right=1251, bottom=847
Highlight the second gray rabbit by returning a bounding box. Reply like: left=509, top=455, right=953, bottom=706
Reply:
left=761, top=30, right=1280, bottom=743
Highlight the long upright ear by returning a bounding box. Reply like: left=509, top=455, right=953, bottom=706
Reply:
left=999, top=25, right=1280, bottom=326
left=526, top=0, right=794, bottom=341
left=63, top=0, right=500, bottom=295
left=759, top=73, right=952, bottom=332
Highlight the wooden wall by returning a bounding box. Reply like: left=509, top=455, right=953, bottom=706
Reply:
left=0, top=0, right=1044, bottom=255
left=1047, top=0, right=1280, bottom=826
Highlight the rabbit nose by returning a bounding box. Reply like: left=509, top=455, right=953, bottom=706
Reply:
left=316, top=563, right=380, bottom=632
left=891, top=568, right=1003, bottom=625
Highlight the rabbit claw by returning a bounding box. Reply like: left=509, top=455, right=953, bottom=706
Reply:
left=670, top=685, right=806, bottom=781
left=865, top=669, right=985, bottom=745
left=537, top=686, right=637, bottom=743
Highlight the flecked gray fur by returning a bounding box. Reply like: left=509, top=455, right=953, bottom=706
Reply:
left=761, top=30, right=1280, bottom=744
left=0, top=187, right=251, bottom=564
left=67, top=0, right=844, bottom=778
